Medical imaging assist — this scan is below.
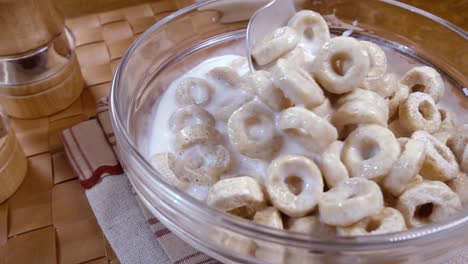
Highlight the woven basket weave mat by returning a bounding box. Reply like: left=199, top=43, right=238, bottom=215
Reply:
left=0, top=1, right=465, bottom=264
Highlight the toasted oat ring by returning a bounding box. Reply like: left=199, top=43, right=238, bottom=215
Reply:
left=362, top=73, right=397, bottom=99
left=266, top=155, right=324, bottom=217
left=399, top=92, right=441, bottom=134
left=388, top=84, right=410, bottom=118
left=311, top=98, right=334, bottom=119
left=169, top=105, right=215, bottom=131
left=279, top=107, right=337, bottom=153
left=337, top=207, right=406, bottom=236
left=447, top=173, right=468, bottom=204
left=388, top=119, right=410, bottom=138
left=438, top=108, right=460, bottom=134
left=175, top=144, right=231, bottom=185
left=412, top=130, right=459, bottom=181
left=320, top=141, right=349, bottom=188
left=342, top=125, right=400, bottom=181
left=175, top=124, right=222, bottom=150
left=288, top=216, right=336, bottom=237
left=272, top=59, right=325, bottom=109
left=242, top=70, right=288, bottom=111
left=447, top=125, right=468, bottom=162
left=381, top=139, right=426, bottom=196
left=214, top=93, right=253, bottom=121
left=332, top=89, right=389, bottom=137
left=360, top=41, right=387, bottom=80
left=253, top=207, right=285, bottom=263
left=176, top=77, right=213, bottom=106
left=400, top=66, right=444, bottom=102
left=150, top=153, right=189, bottom=190
left=319, top=177, right=384, bottom=226
left=252, top=26, right=299, bottom=66
left=206, top=176, right=266, bottom=217
left=208, top=66, right=241, bottom=88
left=312, top=36, right=370, bottom=94
left=397, top=180, right=462, bottom=227
left=287, top=10, right=330, bottom=54
left=228, top=101, right=282, bottom=160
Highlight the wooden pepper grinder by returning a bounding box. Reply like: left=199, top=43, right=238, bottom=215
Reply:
left=0, top=0, right=84, bottom=119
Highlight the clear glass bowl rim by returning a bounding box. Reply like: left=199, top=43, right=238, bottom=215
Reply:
left=110, top=0, right=468, bottom=249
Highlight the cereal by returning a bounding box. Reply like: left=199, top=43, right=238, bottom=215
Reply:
left=266, top=155, right=324, bottom=217
left=287, top=10, right=330, bottom=54
left=437, top=108, right=460, bottom=134
left=400, top=66, right=445, bottom=102
left=228, top=101, right=282, bottom=159
left=320, top=141, right=349, bottom=188
left=175, top=124, right=222, bottom=150
left=312, top=36, right=370, bottom=94
left=208, top=66, right=241, bottom=88
left=169, top=105, right=215, bottom=131
left=397, top=181, right=461, bottom=227
left=319, top=178, right=384, bottom=226
left=412, top=131, right=459, bottom=181
left=176, top=77, right=213, bottom=106
left=252, top=26, right=299, bottom=66
left=360, top=41, right=387, bottom=81
left=214, top=93, right=253, bottom=121
left=388, top=84, right=410, bottom=118
left=242, top=70, right=288, bottom=111
left=337, top=207, right=406, bottom=236
left=342, top=125, right=400, bottom=181
left=207, top=176, right=266, bottom=217
left=279, top=107, right=337, bottom=153
left=447, top=173, right=468, bottom=204
left=399, top=92, right=441, bottom=134
left=381, top=139, right=426, bottom=196
left=253, top=207, right=285, bottom=263
left=175, top=144, right=231, bottom=185
left=272, top=59, right=325, bottom=108
left=150, top=153, right=188, bottom=190
left=362, top=73, right=398, bottom=98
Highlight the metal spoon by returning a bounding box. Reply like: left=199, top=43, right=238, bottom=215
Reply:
left=246, top=0, right=296, bottom=72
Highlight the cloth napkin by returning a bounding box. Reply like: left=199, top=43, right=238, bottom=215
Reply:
left=60, top=98, right=219, bottom=264
left=60, top=97, right=467, bottom=264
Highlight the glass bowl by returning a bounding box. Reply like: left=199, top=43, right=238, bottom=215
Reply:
left=110, top=0, right=468, bottom=263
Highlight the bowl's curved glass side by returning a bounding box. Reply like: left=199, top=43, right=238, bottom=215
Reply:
left=111, top=0, right=468, bottom=263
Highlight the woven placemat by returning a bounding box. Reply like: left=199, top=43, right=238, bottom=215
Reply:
left=0, top=1, right=191, bottom=263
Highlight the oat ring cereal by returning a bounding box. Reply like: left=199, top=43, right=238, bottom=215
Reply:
left=412, top=131, right=459, bottom=181
left=397, top=181, right=461, bottom=227
left=312, top=36, right=370, bottom=94
left=242, top=70, right=288, bottom=111
left=228, top=101, right=282, bottom=160
left=272, top=59, right=325, bottom=108
left=266, top=155, right=324, bottom=217
left=399, top=92, right=441, bottom=133
left=175, top=124, right=222, bottom=150
left=169, top=105, right=216, bottom=131
left=174, top=144, right=231, bottom=185
left=360, top=40, right=387, bottom=80
left=208, top=66, right=241, bottom=88
left=400, top=66, right=445, bottom=102
left=337, top=207, right=406, bottom=236
left=251, top=26, right=299, bottom=66
left=279, top=107, right=337, bottom=153
left=207, top=176, right=266, bottom=218
left=382, top=139, right=426, bottom=196
left=287, top=10, right=330, bottom=53
left=176, top=77, right=213, bottom=106
left=342, top=125, right=400, bottom=181
left=319, top=178, right=384, bottom=226
left=320, top=141, right=349, bottom=188
left=150, top=153, right=189, bottom=190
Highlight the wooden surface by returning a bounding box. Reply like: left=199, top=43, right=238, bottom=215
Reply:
left=0, top=1, right=464, bottom=263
